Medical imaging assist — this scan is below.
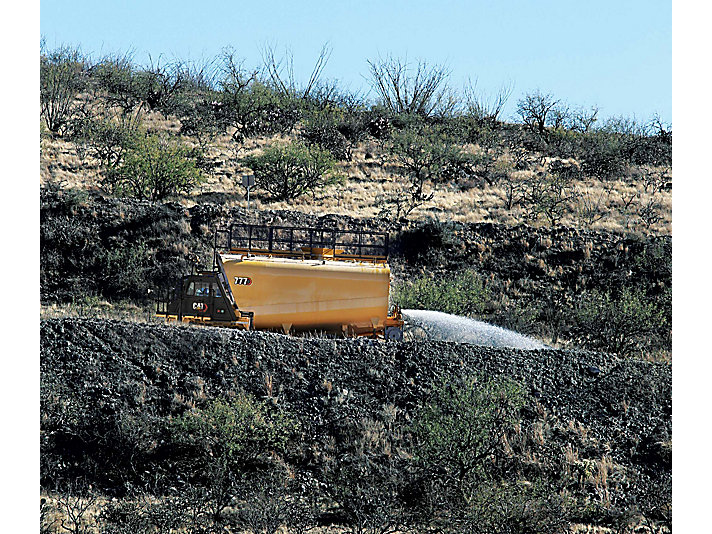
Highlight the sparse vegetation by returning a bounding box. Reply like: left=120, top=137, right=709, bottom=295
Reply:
left=383, top=122, right=481, bottom=217
left=40, top=43, right=89, bottom=135
left=39, top=44, right=670, bottom=235
left=39, top=40, right=671, bottom=534
left=520, top=163, right=580, bottom=226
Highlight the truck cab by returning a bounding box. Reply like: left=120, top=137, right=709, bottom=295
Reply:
left=156, top=271, right=253, bottom=329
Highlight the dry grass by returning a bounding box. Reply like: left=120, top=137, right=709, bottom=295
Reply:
left=40, top=111, right=672, bottom=236
left=40, top=300, right=155, bottom=323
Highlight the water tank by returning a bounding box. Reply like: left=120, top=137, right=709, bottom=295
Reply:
left=219, top=252, right=391, bottom=334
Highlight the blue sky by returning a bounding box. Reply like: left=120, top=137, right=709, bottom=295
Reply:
left=40, top=0, right=672, bottom=124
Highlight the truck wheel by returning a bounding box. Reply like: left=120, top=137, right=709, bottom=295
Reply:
left=385, top=326, right=403, bottom=341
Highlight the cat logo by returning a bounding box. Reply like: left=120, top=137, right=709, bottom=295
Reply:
left=192, top=302, right=208, bottom=312
left=234, top=276, right=252, bottom=286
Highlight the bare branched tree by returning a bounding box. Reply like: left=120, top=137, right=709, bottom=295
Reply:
left=636, top=195, right=664, bottom=230
left=55, top=481, right=97, bottom=534
left=133, top=54, right=189, bottom=114
left=180, top=55, right=221, bottom=93
left=366, top=54, right=453, bottom=117
left=516, top=90, right=560, bottom=135
left=576, top=182, right=614, bottom=226
left=90, top=50, right=147, bottom=130
left=521, top=167, right=580, bottom=226
left=548, top=102, right=571, bottom=130
left=219, top=47, right=260, bottom=95
left=463, top=78, right=514, bottom=124
left=571, top=105, right=599, bottom=132
left=40, top=44, right=90, bottom=134
left=385, top=125, right=477, bottom=217
left=40, top=498, right=57, bottom=534
left=261, top=42, right=332, bottom=100
left=650, top=112, right=672, bottom=149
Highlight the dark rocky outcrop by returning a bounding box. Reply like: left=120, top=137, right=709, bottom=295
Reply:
left=41, top=318, right=671, bottom=505
left=40, top=189, right=671, bottom=308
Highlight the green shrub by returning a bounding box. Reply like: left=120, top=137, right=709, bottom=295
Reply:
left=105, top=133, right=204, bottom=200
left=393, top=269, right=489, bottom=317
left=169, top=394, right=298, bottom=522
left=460, top=481, right=573, bottom=534
left=240, top=141, right=340, bottom=201
left=299, top=110, right=368, bottom=160
left=571, top=287, right=666, bottom=356
left=411, top=375, right=525, bottom=504
left=545, top=127, right=583, bottom=158
left=170, top=394, right=296, bottom=464
left=96, top=241, right=151, bottom=300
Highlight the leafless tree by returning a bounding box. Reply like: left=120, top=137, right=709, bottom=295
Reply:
left=89, top=51, right=146, bottom=129
left=571, top=105, right=599, bottom=132
left=219, top=47, right=260, bottom=96
left=500, top=171, right=527, bottom=211
left=366, top=54, right=454, bottom=117
left=132, top=54, right=189, bottom=113
left=55, top=482, right=97, bottom=534
left=40, top=498, right=57, bottom=534
left=382, top=125, right=477, bottom=217
left=548, top=102, right=571, bottom=130
left=516, top=90, right=560, bottom=136
left=650, top=112, right=672, bottom=147
left=40, top=44, right=90, bottom=135
left=218, top=47, right=301, bottom=144
left=521, top=169, right=580, bottom=226
left=641, top=167, right=671, bottom=194
left=261, top=42, right=332, bottom=100
left=636, top=194, right=664, bottom=231
left=463, top=78, right=514, bottom=124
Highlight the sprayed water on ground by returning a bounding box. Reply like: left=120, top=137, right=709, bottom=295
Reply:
left=402, top=309, right=547, bottom=350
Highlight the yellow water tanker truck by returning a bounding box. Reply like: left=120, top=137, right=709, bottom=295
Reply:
left=156, top=223, right=405, bottom=339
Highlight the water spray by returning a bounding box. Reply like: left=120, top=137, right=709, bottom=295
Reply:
left=402, top=309, right=547, bottom=350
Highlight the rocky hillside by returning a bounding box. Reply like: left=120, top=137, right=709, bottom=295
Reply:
left=41, top=318, right=671, bottom=532
left=41, top=188, right=671, bottom=353
left=39, top=43, right=673, bottom=534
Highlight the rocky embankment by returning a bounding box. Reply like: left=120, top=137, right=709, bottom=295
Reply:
left=41, top=318, right=671, bottom=520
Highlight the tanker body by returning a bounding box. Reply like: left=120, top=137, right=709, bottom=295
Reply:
left=157, top=224, right=404, bottom=339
